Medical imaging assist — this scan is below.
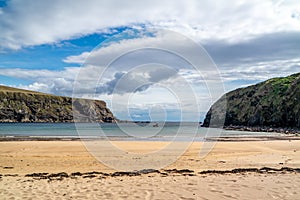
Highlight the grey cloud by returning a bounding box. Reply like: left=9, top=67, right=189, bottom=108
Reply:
left=205, top=32, right=300, bottom=68
left=1, top=0, right=299, bottom=50
left=94, top=65, right=178, bottom=95
left=85, top=46, right=194, bottom=71
left=148, top=67, right=177, bottom=82
left=95, top=71, right=150, bottom=95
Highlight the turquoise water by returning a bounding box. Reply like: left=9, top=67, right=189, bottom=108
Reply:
left=0, top=122, right=281, bottom=141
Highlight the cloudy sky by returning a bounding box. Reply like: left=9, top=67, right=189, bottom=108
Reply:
left=0, top=0, right=299, bottom=121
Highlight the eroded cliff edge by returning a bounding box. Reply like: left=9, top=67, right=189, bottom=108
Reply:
left=203, top=73, right=300, bottom=129
left=0, top=85, right=116, bottom=123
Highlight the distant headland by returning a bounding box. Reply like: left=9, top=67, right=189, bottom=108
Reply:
left=1, top=72, right=299, bottom=131
left=203, top=72, right=300, bottom=131
left=0, top=85, right=116, bottom=123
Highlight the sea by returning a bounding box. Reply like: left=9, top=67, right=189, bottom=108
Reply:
left=0, top=122, right=281, bottom=141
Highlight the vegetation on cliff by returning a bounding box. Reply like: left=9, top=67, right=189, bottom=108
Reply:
left=0, top=85, right=116, bottom=123
left=203, top=73, right=300, bottom=128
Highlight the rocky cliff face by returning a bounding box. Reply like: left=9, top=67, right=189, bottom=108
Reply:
left=0, top=86, right=116, bottom=123
left=203, top=73, right=300, bottom=128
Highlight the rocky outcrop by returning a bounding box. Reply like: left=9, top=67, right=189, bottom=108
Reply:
left=203, top=73, right=300, bottom=128
left=0, top=85, right=116, bottom=123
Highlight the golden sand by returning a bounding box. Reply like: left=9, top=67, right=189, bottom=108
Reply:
left=0, top=140, right=299, bottom=199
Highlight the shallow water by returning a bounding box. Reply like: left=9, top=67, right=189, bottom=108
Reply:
left=0, top=122, right=281, bottom=141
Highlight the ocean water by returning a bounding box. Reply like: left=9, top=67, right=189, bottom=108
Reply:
left=0, top=122, right=281, bottom=141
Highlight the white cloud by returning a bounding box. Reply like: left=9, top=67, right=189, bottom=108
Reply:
left=1, top=55, right=298, bottom=121
left=19, top=82, right=51, bottom=93
left=0, top=67, right=79, bottom=95
left=2, top=29, right=299, bottom=97
left=1, top=0, right=299, bottom=121
left=220, top=59, right=300, bottom=82
left=63, top=52, right=90, bottom=64
left=2, top=56, right=298, bottom=97
left=0, top=0, right=299, bottom=49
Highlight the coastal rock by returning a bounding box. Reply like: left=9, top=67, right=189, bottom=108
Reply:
left=0, top=85, right=116, bottom=123
left=203, top=73, right=300, bottom=129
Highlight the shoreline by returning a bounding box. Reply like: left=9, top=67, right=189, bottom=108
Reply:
left=223, top=125, right=300, bottom=134
left=0, top=134, right=299, bottom=142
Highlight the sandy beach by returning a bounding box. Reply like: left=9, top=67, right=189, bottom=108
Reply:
left=1, top=139, right=299, bottom=199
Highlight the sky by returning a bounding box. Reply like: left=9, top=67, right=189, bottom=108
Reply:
left=0, top=0, right=299, bottom=121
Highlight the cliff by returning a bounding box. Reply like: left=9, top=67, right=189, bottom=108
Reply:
left=0, top=85, right=116, bottom=123
left=203, top=73, right=300, bottom=128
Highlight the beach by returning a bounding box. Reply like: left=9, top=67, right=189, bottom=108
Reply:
left=1, top=139, right=299, bottom=199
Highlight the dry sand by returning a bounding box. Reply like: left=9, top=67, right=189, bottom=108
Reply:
left=0, top=139, right=299, bottom=199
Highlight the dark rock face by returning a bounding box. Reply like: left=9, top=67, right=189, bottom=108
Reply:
left=0, top=86, right=116, bottom=123
left=203, top=73, right=300, bottom=128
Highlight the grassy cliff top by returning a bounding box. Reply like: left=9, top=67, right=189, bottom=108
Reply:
left=0, top=85, right=50, bottom=95
left=203, top=72, right=300, bottom=128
